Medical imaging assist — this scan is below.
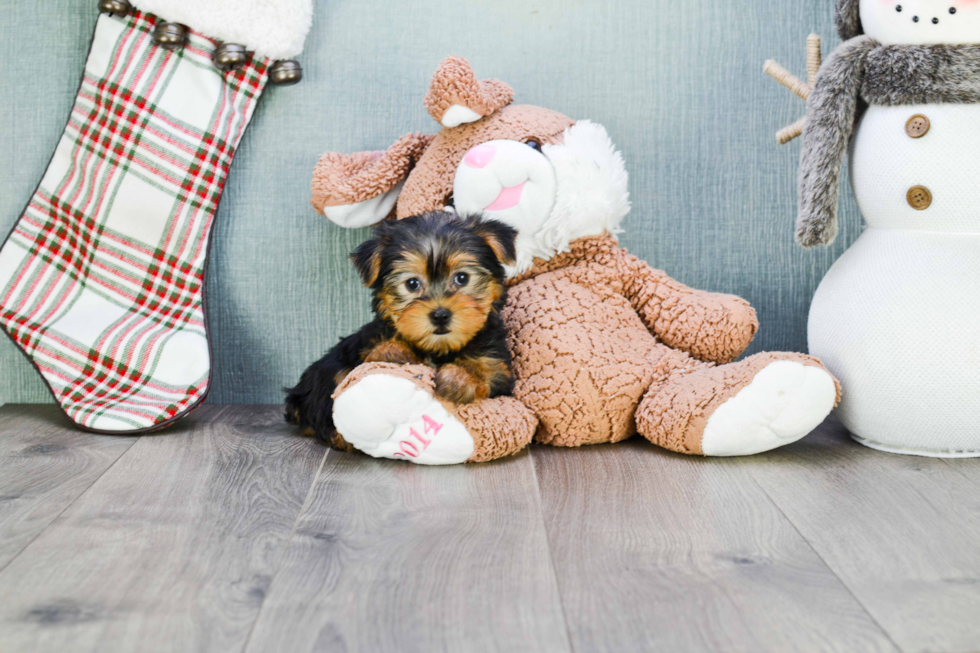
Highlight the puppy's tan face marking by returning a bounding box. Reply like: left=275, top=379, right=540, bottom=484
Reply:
left=378, top=251, right=429, bottom=323
left=376, top=240, right=503, bottom=355
left=398, top=292, right=489, bottom=355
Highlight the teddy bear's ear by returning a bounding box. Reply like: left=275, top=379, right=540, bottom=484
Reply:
left=311, top=132, right=435, bottom=228
left=423, top=56, right=514, bottom=129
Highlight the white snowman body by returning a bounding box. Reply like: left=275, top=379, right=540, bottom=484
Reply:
left=807, top=0, right=980, bottom=455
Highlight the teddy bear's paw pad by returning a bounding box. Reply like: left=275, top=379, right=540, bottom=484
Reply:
left=701, top=361, right=837, bottom=457
left=333, top=373, right=475, bottom=465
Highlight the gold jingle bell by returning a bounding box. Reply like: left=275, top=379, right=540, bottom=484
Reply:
left=98, top=0, right=131, bottom=14
left=214, top=43, right=248, bottom=72
left=270, top=60, right=303, bottom=86
left=153, top=22, right=187, bottom=50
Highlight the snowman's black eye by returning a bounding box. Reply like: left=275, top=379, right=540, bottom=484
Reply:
left=896, top=5, right=902, bottom=11
left=933, top=17, right=940, bottom=23
left=950, top=7, right=957, bottom=14
left=525, top=140, right=542, bottom=151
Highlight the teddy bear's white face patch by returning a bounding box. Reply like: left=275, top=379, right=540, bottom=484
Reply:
left=860, top=0, right=980, bottom=45
left=453, top=122, right=630, bottom=276
left=453, top=139, right=558, bottom=270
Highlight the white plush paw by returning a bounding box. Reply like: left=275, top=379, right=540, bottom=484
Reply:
left=332, top=373, right=475, bottom=465
left=701, top=361, right=837, bottom=457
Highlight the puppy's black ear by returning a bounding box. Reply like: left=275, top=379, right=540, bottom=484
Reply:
left=474, top=219, right=517, bottom=266
left=350, top=237, right=383, bottom=287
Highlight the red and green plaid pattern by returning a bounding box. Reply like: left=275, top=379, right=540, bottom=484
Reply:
left=0, top=10, right=270, bottom=432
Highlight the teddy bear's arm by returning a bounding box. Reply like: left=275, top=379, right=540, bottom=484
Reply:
left=310, top=132, right=435, bottom=228
left=619, top=252, right=758, bottom=364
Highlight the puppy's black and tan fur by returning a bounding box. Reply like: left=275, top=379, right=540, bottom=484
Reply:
left=285, top=211, right=518, bottom=448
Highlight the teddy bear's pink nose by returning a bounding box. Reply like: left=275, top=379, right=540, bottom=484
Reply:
left=463, top=143, right=495, bottom=168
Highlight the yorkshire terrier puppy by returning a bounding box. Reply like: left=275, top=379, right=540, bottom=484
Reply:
left=285, top=211, right=518, bottom=449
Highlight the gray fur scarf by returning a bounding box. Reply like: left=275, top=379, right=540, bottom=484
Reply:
left=797, top=39, right=980, bottom=247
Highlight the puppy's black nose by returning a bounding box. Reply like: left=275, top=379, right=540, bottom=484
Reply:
left=429, top=308, right=452, bottom=327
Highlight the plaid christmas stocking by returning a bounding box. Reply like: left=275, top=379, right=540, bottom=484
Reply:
left=0, top=2, right=311, bottom=433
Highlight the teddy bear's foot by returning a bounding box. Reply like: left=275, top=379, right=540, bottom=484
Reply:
left=332, top=364, right=475, bottom=465
left=332, top=363, right=538, bottom=464
left=636, top=353, right=840, bottom=456
left=700, top=359, right=838, bottom=456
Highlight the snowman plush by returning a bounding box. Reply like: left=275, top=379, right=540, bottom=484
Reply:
left=796, top=0, right=980, bottom=456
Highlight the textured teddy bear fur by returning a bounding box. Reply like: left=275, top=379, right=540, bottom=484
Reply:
left=337, top=234, right=835, bottom=459
left=501, top=236, right=826, bottom=453
left=313, top=57, right=839, bottom=462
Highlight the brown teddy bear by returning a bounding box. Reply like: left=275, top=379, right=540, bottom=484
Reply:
left=309, top=56, right=840, bottom=465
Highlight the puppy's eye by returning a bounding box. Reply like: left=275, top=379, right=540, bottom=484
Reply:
left=453, top=272, right=469, bottom=287
left=525, top=139, right=542, bottom=151
left=405, top=278, right=422, bottom=292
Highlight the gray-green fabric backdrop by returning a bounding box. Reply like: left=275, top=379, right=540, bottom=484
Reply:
left=0, top=0, right=859, bottom=406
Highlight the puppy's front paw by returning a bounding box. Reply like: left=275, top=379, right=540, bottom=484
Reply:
left=364, top=339, right=419, bottom=365
left=435, top=364, right=489, bottom=405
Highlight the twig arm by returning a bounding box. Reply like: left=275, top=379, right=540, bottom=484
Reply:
left=764, top=60, right=810, bottom=101
left=806, top=34, right=822, bottom=87
left=765, top=35, right=822, bottom=144
left=777, top=117, right=806, bottom=145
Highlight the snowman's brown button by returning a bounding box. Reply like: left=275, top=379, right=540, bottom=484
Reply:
left=905, top=114, right=930, bottom=138
left=907, top=185, right=932, bottom=210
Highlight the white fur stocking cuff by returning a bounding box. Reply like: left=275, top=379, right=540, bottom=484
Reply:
left=129, top=0, right=314, bottom=60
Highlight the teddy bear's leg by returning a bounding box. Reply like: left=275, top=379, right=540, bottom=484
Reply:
left=331, top=363, right=537, bottom=464
left=636, top=351, right=840, bottom=456
left=453, top=396, right=539, bottom=462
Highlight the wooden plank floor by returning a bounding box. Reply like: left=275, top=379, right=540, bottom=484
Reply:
left=0, top=405, right=977, bottom=652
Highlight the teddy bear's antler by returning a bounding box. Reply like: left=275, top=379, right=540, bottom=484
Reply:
left=424, top=56, right=513, bottom=128
left=764, top=34, right=821, bottom=144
